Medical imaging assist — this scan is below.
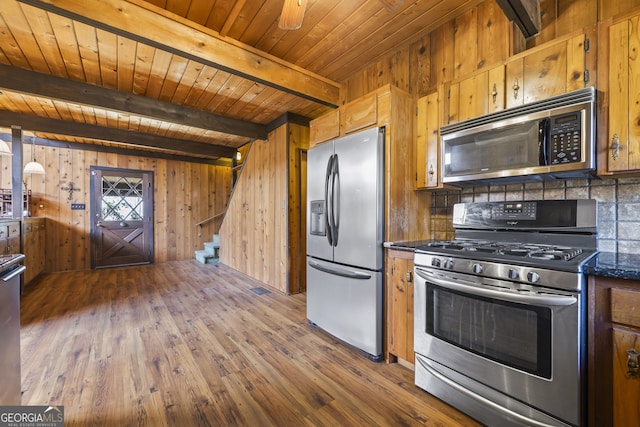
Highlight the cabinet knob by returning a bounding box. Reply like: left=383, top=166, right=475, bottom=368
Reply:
left=492, top=83, right=498, bottom=103
left=611, top=133, right=621, bottom=161
left=428, top=164, right=435, bottom=176
left=512, top=77, right=520, bottom=99
left=405, top=270, right=413, bottom=283
left=627, top=348, right=640, bottom=378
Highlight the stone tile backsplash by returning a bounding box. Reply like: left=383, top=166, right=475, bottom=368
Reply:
left=429, top=177, right=640, bottom=254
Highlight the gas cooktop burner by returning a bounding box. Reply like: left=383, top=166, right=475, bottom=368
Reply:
left=426, top=240, right=585, bottom=262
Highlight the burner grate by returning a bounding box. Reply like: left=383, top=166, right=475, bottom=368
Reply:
left=426, top=240, right=586, bottom=263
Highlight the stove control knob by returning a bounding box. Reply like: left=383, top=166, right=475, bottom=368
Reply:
left=527, top=271, right=540, bottom=283
left=472, top=263, right=483, bottom=274
left=508, top=269, right=519, bottom=280
left=444, top=259, right=454, bottom=269
left=431, top=258, right=441, bottom=267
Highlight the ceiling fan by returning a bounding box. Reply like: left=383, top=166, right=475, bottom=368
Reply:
left=278, top=0, right=405, bottom=31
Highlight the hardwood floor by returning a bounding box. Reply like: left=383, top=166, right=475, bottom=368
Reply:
left=20, top=261, right=481, bottom=426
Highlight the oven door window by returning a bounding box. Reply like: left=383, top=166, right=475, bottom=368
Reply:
left=426, top=284, right=552, bottom=379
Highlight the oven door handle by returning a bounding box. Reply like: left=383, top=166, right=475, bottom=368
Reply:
left=1, top=265, right=26, bottom=282
left=414, top=268, right=577, bottom=306
left=418, top=357, right=562, bottom=427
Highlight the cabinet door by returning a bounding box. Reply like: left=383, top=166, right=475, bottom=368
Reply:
left=416, top=92, right=441, bottom=189
left=447, top=65, right=505, bottom=124
left=387, top=255, right=414, bottom=363
left=458, top=72, right=489, bottom=122
left=607, top=16, right=640, bottom=173
left=488, top=65, right=506, bottom=113
left=506, top=33, right=587, bottom=109
left=612, top=328, right=640, bottom=426
left=342, top=92, right=378, bottom=134
left=309, top=109, right=339, bottom=148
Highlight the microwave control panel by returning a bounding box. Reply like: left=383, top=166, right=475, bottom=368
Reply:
left=548, top=112, right=582, bottom=164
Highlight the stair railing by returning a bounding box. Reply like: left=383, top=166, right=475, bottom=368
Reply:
left=196, top=212, right=224, bottom=237
left=195, top=139, right=255, bottom=237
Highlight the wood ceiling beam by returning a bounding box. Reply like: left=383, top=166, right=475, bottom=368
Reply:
left=0, top=110, right=237, bottom=158
left=0, top=132, right=232, bottom=166
left=17, top=0, right=341, bottom=108
left=495, top=0, right=541, bottom=38
left=0, top=64, right=267, bottom=141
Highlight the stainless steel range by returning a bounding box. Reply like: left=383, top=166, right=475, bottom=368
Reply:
left=413, top=199, right=597, bottom=427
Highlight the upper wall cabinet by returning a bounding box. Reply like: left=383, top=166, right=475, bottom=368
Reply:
left=446, top=65, right=506, bottom=124
left=309, top=109, right=339, bottom=147
left=309, top=88, right=391, bottom=146
left=415, top=92, right=440, bottom=189
left=600, top=10, right=640, bottom=174
left=505, top=31, right=591, bottom=109
left=415, top=89, right=459, bottom=191
left=445, top=29, right=594, bottom=125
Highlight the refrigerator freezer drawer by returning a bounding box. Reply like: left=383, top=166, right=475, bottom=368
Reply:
left=306, top=257, right=383, bottom=359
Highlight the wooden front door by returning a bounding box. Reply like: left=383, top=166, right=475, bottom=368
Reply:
left=91, top=167, right=153, bottom=269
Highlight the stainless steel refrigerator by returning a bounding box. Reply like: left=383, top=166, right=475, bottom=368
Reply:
left=306, top=126, right=384, bottom=361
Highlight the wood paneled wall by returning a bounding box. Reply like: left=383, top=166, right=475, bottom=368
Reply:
left=2, top=142, right=231, bottom=272
left=343, top=0, right=640, bottom=102
left=219, top=122, right=309, bottom=295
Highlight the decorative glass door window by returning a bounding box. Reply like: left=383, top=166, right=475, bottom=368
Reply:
left=101, top=176, right=144, bottom=221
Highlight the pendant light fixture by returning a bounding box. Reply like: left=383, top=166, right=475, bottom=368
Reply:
left=23, top=140, right=45, bottom=175
left=0, top=140, right=11, bottom=156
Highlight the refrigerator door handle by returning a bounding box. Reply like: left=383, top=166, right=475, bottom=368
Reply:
left=332, top=154, right=340, bottom=246
left=308, top=260, right=372, bottom=280
left=324, top=153, right=335, bottom=246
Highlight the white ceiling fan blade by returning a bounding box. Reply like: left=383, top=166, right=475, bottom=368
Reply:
left=278, top=0, right=308, bottom=30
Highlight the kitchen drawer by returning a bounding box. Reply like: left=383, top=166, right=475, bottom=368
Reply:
left=611, top=287, right=640, bottom=328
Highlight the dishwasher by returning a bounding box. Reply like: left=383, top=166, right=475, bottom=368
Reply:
left=0, top=253, right=26, bottom=405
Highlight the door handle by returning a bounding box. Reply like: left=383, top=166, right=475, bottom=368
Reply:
left=96, top=221, right=104, bottom=227
left=627, top=349, right=640, bottom=378
left=119, top=222, right=128, bottom=227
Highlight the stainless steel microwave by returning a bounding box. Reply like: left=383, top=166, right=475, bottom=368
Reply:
left=440, top=87, right=596, bottom=185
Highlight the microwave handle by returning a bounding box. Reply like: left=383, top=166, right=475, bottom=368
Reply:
left=538, top=118, right=550, bottom=166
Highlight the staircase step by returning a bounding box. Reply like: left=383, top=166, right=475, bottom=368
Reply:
left=195, top=250, right=219, bottom=264
left=203, top=242, right=220, bottom=257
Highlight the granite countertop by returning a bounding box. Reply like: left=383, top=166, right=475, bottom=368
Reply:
left=583, top=252, right=640, bottom=281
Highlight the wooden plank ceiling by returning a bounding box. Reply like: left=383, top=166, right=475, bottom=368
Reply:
left=0, top=0, right=485, bottom=160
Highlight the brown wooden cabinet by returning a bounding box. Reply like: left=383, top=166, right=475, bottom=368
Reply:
left=588, top=276, right=640, bottom=426
left=505, top=31, right=590, bottom=109
left=309, top=109, right=339, bottom=148
left=0, top=220, right=20, bottom=255
left=23, top=217, right=46, bottom=285
left=445, top=30, right=592, bottom=126
left=416, top=91, right=440, bottom=189
left=446, top=65, right=505, bottom=124
left=385, top=249, right=414, bottom=364
left=600, top=10, right=640, bottom=174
